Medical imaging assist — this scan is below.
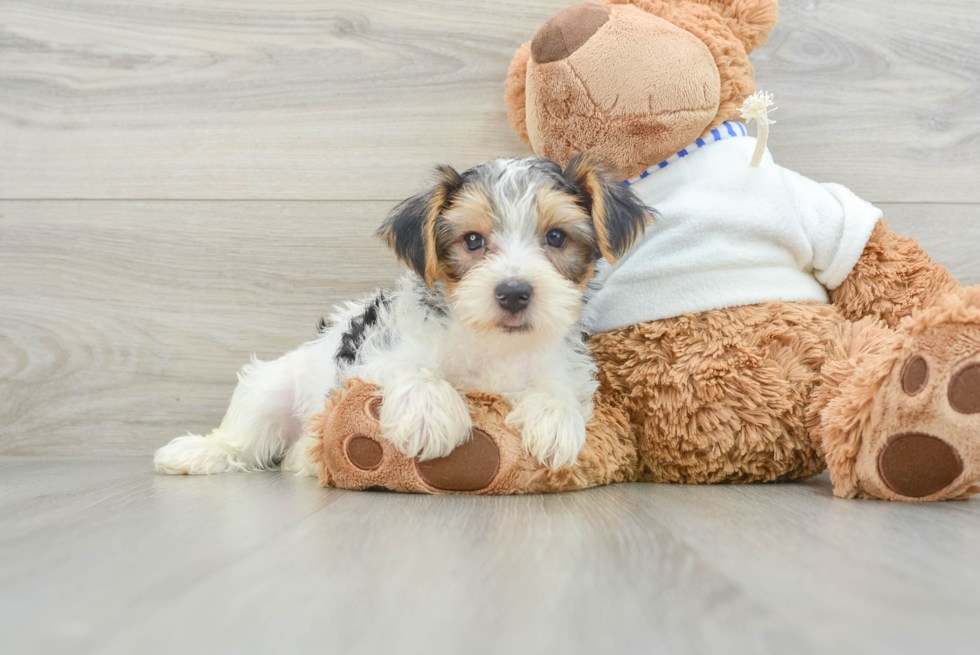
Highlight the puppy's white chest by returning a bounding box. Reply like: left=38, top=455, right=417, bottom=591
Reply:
left=440, top=348, right=535, bottom=394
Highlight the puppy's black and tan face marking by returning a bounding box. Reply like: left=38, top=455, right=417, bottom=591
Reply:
left=377, top=165, right=464, bottom=287
left=378, top=156, right=650, bottom=346
left=533, top=185, right=603, bottom=288
left=432, top=183, right=497, bottom=289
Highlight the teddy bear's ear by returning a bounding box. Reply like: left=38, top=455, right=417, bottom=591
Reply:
left=562, top=152, right=651, bottom=265
left=376, top=166, right=462, bottom=287
left=622, top=0, right=777, bottom=53
left=504, top=42, right=532, bottom=148
left=700, top=0, right=779, bottom=53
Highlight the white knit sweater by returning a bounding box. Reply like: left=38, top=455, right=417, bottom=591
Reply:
left=588, top=130, right=882, bottom=334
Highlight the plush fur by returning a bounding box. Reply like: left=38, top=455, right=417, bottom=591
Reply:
left=831, top=220, right=961, bottom=328
left=591, top=301, right=835, bottom=484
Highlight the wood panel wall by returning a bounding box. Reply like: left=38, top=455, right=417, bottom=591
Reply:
left=3, top=0, right=979, bottom=455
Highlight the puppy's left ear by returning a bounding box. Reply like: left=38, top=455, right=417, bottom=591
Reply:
left=563, top=152, right=651, bottom=264
left=377, top=166, right=463, bottom=287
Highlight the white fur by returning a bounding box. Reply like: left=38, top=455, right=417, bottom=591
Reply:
left=506, top=392, right=589, bottom=469
left=155, top=158, right=601, bottom=475
left=281, top=435, right=320, bottom=476
left=154, top=302, right=360, bottom=475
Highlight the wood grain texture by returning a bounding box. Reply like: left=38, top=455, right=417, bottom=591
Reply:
left=1, top=0, right=979, bottom=201
left=2, top=200, right=979, bottom=456
left=759, top=0, right=980, bottom=203
left=0, top=0, right=550, bottom=200
left=2, top=457, right=979, bottom=655
left=0, top=200, right=403, bottom=456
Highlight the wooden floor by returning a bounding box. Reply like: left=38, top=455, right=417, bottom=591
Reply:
left=3, top=1, right=980, bottom=653
left=3, top=457, right=980, bottom=655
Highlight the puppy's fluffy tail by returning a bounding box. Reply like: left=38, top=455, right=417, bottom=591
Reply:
left=154, top=433, right=235, bottom=475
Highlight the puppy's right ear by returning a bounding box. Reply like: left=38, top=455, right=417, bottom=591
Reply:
left=377, top=166, right=463, bottom=287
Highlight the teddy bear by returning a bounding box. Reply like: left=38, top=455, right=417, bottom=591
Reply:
left=309, top=0, right=980, bottom=501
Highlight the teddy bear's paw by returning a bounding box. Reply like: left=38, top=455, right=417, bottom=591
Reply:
left=855, top=322, right=980, bottom=501
left=313, top=379, right=511, bottom=494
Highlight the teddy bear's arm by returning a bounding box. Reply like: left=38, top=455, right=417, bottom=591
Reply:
left=309, top=378, right=638, bottom=494
left=830, top=220, right=960, bottom=328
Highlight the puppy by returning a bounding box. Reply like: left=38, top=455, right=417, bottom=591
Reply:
left=154, top=155, right=650, bottom=476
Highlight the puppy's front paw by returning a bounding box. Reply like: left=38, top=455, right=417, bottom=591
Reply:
left=379, top=374, right=472, bottom=461
left=507, top=395, right=587, bottom=468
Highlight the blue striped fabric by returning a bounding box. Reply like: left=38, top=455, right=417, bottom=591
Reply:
left=622, top=121, right=748, bottom=186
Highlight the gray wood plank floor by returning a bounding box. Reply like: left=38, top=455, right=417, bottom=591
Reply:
left=3, top=457, right=980, bottom=655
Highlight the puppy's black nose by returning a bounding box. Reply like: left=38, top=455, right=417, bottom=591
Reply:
left=495, top=281, right=533, bottom=314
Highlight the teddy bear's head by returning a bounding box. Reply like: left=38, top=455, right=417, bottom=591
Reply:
left=505, top=0, right=778, bottom=179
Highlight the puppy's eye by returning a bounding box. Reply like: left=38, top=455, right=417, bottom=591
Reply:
left=545, top=228, right=567, bottom=249
left=463, top=232, right=485, bottom=251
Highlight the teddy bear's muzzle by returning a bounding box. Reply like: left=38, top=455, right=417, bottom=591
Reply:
left=522, top=2, right=724, bottom=178
left=531, top=2, right=610, bottom=64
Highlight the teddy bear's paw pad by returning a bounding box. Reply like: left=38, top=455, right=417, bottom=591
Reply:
left=948, top=363, right=980, bottom=414
left=415, top=428, right=500, bottom=492
left=877, top=432, right=964, bottom=499
left=345, top=435, right=384, bottom=471
left=901, top=355, right=929, bottom=396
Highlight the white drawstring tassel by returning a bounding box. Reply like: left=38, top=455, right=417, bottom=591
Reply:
left=739, top=91, right=777, bottom=167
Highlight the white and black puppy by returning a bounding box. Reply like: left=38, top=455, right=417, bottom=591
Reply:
left=154, top=155, right=650, bottom=476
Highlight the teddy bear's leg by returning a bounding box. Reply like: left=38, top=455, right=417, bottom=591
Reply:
left=831, top=221, right=961, bottom=327
left=811, top=291, right=980, bottom=501
left=306, top=378, right=636, bottom=495
left=591, top=303, right=843, bottom=485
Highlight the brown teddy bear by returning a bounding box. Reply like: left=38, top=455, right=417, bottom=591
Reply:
left=309, top=0, right=980, bottom=501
